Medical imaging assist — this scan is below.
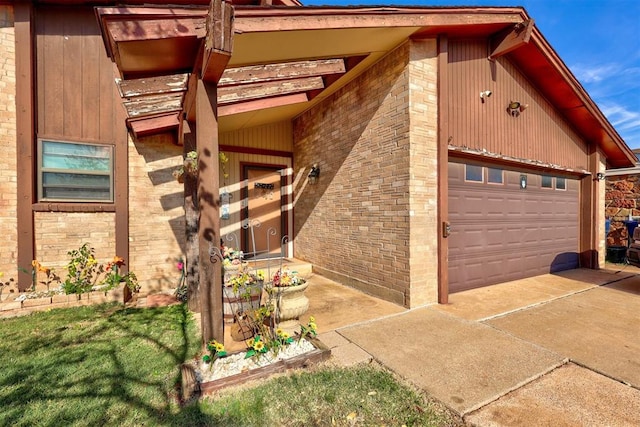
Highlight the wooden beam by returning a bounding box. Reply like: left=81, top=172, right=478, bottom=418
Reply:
left=196, top=79, right=223, bottom=345
left=15, top=2, right=35, bottom=292
left=116, top=74, right=189, bottom=98
left=127, top=112, right=181, bottom=138
left=488, top=19, right=534, bottom=61
left=123, top=93, right=184, bottom=118
left=106, top=18, right=206, bottom=43
left=218, top=93, right=308, bottom=116
left=218, top=76, right=324, bottom=105
left=219, top=59, right=346, bottom=86
left=201, top=0, right=234, bottom=82
left=113, top=83, right=130, bottom=302
left=234, top=8, right=524, bottom=33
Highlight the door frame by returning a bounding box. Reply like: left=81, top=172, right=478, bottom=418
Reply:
left=240, top=162, right=289, bottom=258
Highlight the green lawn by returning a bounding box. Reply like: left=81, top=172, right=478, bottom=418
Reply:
left=0, top=304, right=462, bottom=426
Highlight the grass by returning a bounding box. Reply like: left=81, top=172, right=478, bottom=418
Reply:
left=0, top=303, right=462, bottom=426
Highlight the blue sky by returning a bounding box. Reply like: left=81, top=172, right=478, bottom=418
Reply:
left=304, top=0, right=640, bottom=149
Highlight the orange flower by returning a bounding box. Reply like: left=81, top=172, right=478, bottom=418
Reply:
left=112, top=256, right=125, bottom=267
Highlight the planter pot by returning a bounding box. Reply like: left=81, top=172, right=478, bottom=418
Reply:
left=273, top=282, right=309, bottom=334
left=223, top=263, right=248, bottom=284
left=222, top=283, right=262, bottom=323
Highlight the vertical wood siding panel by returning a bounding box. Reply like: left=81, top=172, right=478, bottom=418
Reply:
left=37, top=7, right=115, bottom=142
left=448, top=39, right=588, bottom=170
left=82, top=17, right=100, bottom=141
left=38, top=10, right=64, bottom=137
left=63, top=11, right=82, bottom=137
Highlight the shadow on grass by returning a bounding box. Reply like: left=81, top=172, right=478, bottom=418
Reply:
left=0, top=303, right=229, bottom=426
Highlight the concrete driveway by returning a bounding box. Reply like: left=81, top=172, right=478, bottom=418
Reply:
left=332, top=268, right=640, bottom=426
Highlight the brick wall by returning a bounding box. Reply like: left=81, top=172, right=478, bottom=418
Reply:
left=0, top=6, right=17, bottom=280
left=406, top=39, right=439, bottom=306
left=294, top=41, right=441, bottom=307
left=605, top=173, right=640, bottom=247
left=128, top=133, right=185, bottom=295
left=34, top=212, right=116, bottom=272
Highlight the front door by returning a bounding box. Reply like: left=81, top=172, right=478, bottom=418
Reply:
left=243, top=165, right=283, bottom=258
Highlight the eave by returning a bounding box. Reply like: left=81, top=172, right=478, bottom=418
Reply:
left=95, top=5, right=635, bottom=167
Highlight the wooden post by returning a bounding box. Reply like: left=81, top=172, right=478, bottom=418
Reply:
left=15, top=2, right=35, bottom=291
left=197, top=0, right=234, bottom=345
left=437, top=35, right=450, bottom=304
left=196, top=79, right=222, bottom=345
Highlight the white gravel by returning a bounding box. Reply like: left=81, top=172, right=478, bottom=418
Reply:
left=194, top=339, right=316, bottom=384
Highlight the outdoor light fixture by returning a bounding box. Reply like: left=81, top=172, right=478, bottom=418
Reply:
left=308, top=163, right=320, bottom=185
left=479, top=90, right=492, bottom=102
left=596, top=172, right=605, bottom=181
left=507, top=101, right=529, bottom=117
left=520, top=174, right=527, bottom=189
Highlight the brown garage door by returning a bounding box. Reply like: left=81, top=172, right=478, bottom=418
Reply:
left=448, top=160, right=579, bottom=293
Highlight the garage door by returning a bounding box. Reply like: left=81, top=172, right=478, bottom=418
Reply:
left=448, top=160, right=579, bottom=293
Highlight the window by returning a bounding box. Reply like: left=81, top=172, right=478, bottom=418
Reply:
left=38, top=139, right=114, bottom=202
left=541, top=175, right=553, bottom=188
left=465, top=164, right=483, bottom=182
left=555, top=177, right=566, bottom=190
left=487, top=167, right=503, bottom=184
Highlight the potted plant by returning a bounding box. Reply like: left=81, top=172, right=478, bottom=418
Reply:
left=267, top=267, right=309, bottom=334
left=172, top=150, right=198, bottom=183
left=222, top=269, right=264, bottom=323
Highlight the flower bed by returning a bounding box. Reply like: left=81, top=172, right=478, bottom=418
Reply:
left=181, top=337, right=330, bottom=399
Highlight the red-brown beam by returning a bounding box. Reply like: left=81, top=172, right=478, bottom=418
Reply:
left=15, top=3, right=35, bottom=291
left=218, top=93, right=308, bottom=116
left=219, top=59, right=346, bottom=86
left=437, top=35, right=449, bottom=304
left=218, top=77, right=324, bottom=105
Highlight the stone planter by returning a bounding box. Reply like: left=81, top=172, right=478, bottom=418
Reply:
left=22, top=296, right=52, bottom=308
left=273, top=282, right=309, bottom=334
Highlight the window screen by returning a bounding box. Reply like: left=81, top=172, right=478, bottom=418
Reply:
left=39, top=140, right=113, bottom=202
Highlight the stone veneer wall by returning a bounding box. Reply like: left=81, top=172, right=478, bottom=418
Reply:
left=605, top=174, right=640, bottom=247
left=128, top=133, right=185, bottom=295
left=293, top=40, right=439, bottom=307
left=0, top=6, right=17, bottom=280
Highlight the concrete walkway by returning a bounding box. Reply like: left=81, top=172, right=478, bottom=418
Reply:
left=318, top=267, right=640, bottom=426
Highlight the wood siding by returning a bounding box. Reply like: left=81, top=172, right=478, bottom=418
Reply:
left=36, top=7, right=116, bottom=142
left=447, top=39, right=589, bottom=171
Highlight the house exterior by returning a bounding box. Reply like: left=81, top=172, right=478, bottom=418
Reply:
left=0, top=1, right=634, bottom=340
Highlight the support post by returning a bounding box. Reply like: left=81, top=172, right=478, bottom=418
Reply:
left=197, top=80, right=223, bottom=345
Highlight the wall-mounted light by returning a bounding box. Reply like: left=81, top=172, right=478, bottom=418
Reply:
left=479, top=90, right=492, bottom=103
left=507, top=101, right=529, bottom=117
left=308, top=163, right=320, bottom=185
left=596, top=172, right=605, bottom=181
left=520, top=174, right=527, bottom=189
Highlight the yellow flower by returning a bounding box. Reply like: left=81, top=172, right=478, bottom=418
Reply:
left=309, top=322, right=318, bottom=331
left=276, top=328, right=284, bottom=336
left=214, top=342, right=225, bottom=352
left=309, top=316, right=316, bottom=323
left=253, top=341, right=265, bottom=352
left=281, top=332, right=290, bottom=339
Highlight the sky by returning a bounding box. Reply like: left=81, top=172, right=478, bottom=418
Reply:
left=303, top=0, right=640, bottom=149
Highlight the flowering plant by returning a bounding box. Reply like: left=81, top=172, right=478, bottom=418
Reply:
left=202, top=339, right=227, bottom=366
left=271, top=267, right=306, bottom=287
left=221, top=245, right=244, bottom=268
left=172, top=150, right=198, bottom=183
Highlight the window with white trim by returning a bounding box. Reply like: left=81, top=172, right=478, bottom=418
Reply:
left=555, top=177, right=566, bottom=190
left=465, top=164, right=483, bottom=182
left=38, top=139, right=114, bottom=202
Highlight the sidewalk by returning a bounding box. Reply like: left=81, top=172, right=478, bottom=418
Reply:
left=326, top=268, right=640, bottom=425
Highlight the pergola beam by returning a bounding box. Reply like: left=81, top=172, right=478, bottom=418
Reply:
left=219, top=58, right=346, bottom=86
left=218, top=76, right=324, bottom=105
left=488, top=19, right=534, bottom=60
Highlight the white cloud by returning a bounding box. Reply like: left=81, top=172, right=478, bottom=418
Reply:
left=570, top=63, right=620, bottom=83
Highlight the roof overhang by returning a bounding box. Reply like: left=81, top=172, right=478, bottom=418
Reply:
left=95, top=4, right=635, bottom=168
